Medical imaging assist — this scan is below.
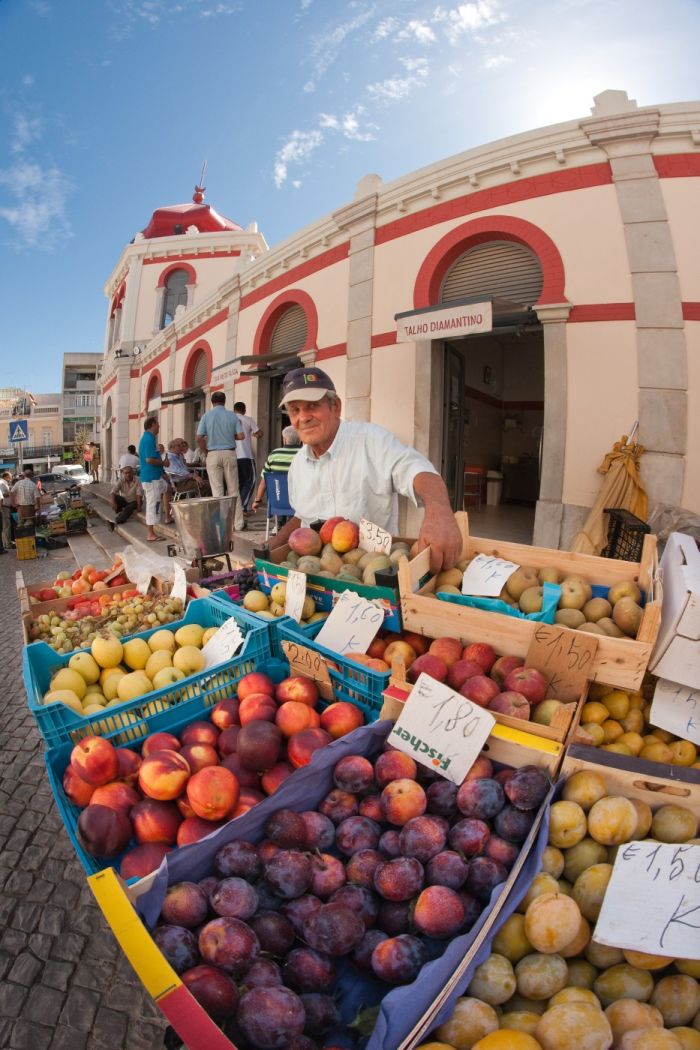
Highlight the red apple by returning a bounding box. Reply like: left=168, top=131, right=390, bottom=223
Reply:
left=461, top=643, right=496, bottom=674
left=490, top=655, right=525, bottom=687
left=503, top=666, right=548, bottom=705
left=489, top=691, right=531, bottom=719
left=428, top=637, right=463, bottom=668
left=446, top=659, right=484, bottom=691
left=459, top=675, right=500, bottom=708
left=407, top=653, right=448, bottom=684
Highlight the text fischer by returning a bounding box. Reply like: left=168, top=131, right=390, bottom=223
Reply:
left=391, top=726, right=452, bottom=771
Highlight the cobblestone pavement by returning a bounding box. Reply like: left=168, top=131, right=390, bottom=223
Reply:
left=0, top=549, right=168, bottom=1050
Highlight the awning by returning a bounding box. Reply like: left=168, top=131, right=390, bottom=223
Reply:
left=395, top=296, right=540, bottom=340
left=210, top=350, right=302, bottom=382
left=160, top=387, right=203, bottom=407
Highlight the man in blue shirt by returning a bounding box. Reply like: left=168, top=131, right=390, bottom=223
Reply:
left=138, top=417, right=167, bottom=541
left=196, top=392, right=245, bottom=530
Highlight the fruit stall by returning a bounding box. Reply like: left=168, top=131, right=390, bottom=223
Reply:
left=18, top=513, right=700, bottom=1050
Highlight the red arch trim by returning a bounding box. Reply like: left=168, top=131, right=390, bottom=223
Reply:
left=413, top=215, right=566, bottom=309
left=252, top=289, right=319, bottom=357
left=110, top=281, right=126, bottom=318
left=157, top=262, right=197, bottom=289
left=182, top=341, right=212, bottom=388
left=145, top=370, right=162, bottom=406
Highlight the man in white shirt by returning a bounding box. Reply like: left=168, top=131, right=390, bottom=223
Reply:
left=271, top=366, right=462, bottom=572
left=118, top=445, right=140, bottom=472
left=233, top=401, right=262, bottom=514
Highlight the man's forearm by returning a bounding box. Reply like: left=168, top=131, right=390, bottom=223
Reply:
left=269, top=515, right=301, bottom=551
left=413, top=471, right=463, bottom=572
left=413, top=471, right=453, bottom=512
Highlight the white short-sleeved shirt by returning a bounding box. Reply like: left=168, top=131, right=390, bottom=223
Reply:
left=287, top=420, right=438, bottom=534
left=119, top=453, right=140, bottom=470
left=236, top=415, right=260, bottom=460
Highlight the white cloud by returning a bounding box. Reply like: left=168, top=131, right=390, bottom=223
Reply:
left=22, top=75, right=35, bottom=87
left=292, top=180, right=302, bottom=188
left=437, top=2, right=505, bottom=44
left=274, top=129, right=324, bottom=188
left=10, top=114, right=42, bottom=155
left=300, top=0, right=312, bottom=8
left=397, top=19, right=436, bottom=44
left=367, top=55, right=429, bottom=103
left=373, top=16, right=399, bottom=39
left=483, top=52, right=513, bottom=69
left=303, top=7, right=376, bottom=92
left=0, top=160, right=73, bottom=249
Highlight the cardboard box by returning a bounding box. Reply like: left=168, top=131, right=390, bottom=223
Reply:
left=648, top=531, right=700, bottom=689
left=398, top=512, right=662, bottom=692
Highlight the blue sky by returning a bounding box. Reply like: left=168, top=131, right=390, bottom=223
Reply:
left=0, top=0, right=698, bottom=392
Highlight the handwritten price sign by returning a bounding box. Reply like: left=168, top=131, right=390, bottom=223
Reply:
left=525, top=623, right=598, bottom=701
left=650, top=679, right=700, bottom=747
left=202, top=618, right=244, bottom=670
left=280, top=640, right=334, bottom=701
left=315, top=590, right=384, bottom=656
left=391, top=673, right=496, bottom=784
left=594, top=841, right=700, bottom=960
left=359, top=518, right=392, bottom=556
left=461, top=554, right=520, bottom=597
left=284, top=569, right=307, bottom=623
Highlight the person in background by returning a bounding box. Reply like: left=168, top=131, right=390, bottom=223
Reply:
left=156, top=443, right=173, bottom=523
left=184, top=443, right=206, bottom=467
left=0, top=471, right=12, bottom=550
left=271, top=366, right=462, bottom=572
left=119, top=445, right=140, bottom=472
left=11, top=465, right=41, bottom=521
left=234, top=401, right=262, bottom=515
left=196, top=392, right=245, bottom=531
left=90, top=443, right=100, bottom=483
left=109, top=466, right=143, bottom=529
left=166, top=439, right=210, bottom=497
left=138, top=418, right=167, bottom=542
left=251, top=425, right=301, bottom=522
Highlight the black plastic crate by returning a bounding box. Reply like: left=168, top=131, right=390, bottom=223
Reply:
left=602, top=507, right=650, bottom=561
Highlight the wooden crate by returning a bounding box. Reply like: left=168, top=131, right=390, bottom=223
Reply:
left=398, top=512, right=661, bottom=692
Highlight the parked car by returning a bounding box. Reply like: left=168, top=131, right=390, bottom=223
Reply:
left=34, top=472, right=78, bottom=495
left=51, top=464, right=91, bottom=486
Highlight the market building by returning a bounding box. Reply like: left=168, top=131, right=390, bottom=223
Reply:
left=99, top=90, right=700, bottom=547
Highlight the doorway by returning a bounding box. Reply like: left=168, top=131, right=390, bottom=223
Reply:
left=185, top=391, right=205, bottom=448
left=442, top=325, right=544, bottom=543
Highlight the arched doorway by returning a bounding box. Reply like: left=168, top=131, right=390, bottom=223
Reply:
left=183, top=346, right=211, bottom=446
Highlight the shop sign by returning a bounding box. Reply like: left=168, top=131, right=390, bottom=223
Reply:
left=396, top=301, right=492, bottom=341
left=211, top=359, right=242, bottom=383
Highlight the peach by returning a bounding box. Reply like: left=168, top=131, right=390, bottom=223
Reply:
left=115, top=748, right=142, bottom=783
left=381, top=779, right=427, bottom=826
left=320, top=702, right=364, bottom=739
left=331, top=520, right=360, bottom=553
left=180, top=721, right=219, bottom=749
left=179, top=743, right=220, bottom=774
left=287, top=727, right=333, bottom=769
left=276, top=701, right=321, bottom=737
left=402, top=631, right=429, bottom=656
left=375, top=749, right=417, bottom=787
left=319, top=516, right=345, bottom=545
left=138, top=750, right=191, bottom=801
left=384, top=641, right=417, bottom=669
left=90, top=780, right=140, bottom=818
left=131, top=798, right=182, bottom=845
left=239, top=694, right=278, bottom=725
left=275, top=676, right=320, bottom=707
left=210, top=698, right=241, bottom=730
left=186, top=766, right=239, bottom=821
left=428, top=637, right=463, bottom=668
left=237, top=672, right=276, bottom=701
left=141, top=731, right=182, bottom=758
left=62, top=764, right=95, bottom=807
left=176, top=816, right=227, bottom=847
left=261, top=762, right=294, bottom=795
left=119, top=842, right=172, bottom=880
left=71, top=736, right=119, bottom=787
left=407, top=653, right=448, bottom=684
left=367, top=637, right=388, bottom=659
left=289, top=526, right=323, bottom=556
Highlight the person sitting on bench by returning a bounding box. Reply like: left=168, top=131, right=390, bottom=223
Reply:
left=110, top=467, right=142, bottom=529
left=166, top=439, right=211, bottom=497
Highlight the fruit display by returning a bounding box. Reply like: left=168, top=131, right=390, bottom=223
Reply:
left=435, top=563, right=647, bottom=640
left=577, top=677, right=699, bottom=769
left=420, top=768, right=700, bottom=1050
left=272, top=518, right=410, bottom=587
left=140, top=739, right=551, bottom=1046
left=61, top=669, right=366, bottom=875
left=28, top=592, right=184, bottom=655
left=28, top=558, right=128, bottom=603
left=39, top=617, right=215, bottom=716
left=242, top=585, right=328, bottom=628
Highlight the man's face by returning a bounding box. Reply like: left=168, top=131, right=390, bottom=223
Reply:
left=285, top=396, right=341, bottom=450
left=123, top=469, right=134, bottom=482
left=151, top=421, right=160, bottom=436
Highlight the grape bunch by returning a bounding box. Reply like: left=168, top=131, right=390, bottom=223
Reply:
left=209, top=567, right=259, bottom=599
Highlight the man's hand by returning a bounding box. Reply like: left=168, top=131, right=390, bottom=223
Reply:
left=413, top=472, right=463, bottom=574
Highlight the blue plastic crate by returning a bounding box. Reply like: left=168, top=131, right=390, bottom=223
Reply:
left=275, top=617, right=390, bottom=721
left=24, top=597, right=271, bottom=749
left=207, top=590, right=321, bottom=652
left=45, top=658, right=290, bottom=877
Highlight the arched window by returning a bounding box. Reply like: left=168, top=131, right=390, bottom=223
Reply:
left=146, top=372, right=162, bottom=412
left=270, top=305, right=308, bottom=356
left=160, top=269, right=189, bottom=328
left=440, top=241, right=543, bottom=306
left=189, top=349, right=209, bottom=389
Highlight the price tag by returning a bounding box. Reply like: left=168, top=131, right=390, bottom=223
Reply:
left=390, top=673, right=496, bottom=784
left=359, top=518, right=392, bottom=556
left=284, top=569, right=307, bottom=624
left=280, top=640, right=334, bottom=701
left=201, top=617, right=244, bottom=669
left=461, top=554, right=520, bottom=597
left=525, top=623, right=598, bottom=701
left=171, top=564, right=187, bottom=605
left=314, top=590, right=384, bottom=655
left=594, top=841, right=700, bottom=959
left=650, top=679, right=700, bottom=746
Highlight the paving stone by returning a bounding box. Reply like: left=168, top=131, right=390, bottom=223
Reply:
left=20, top=983, right=65, bottom=1026
left=52, top=880, right=81, bottom=910
left=26, top=879, right=55, bottom=904
left=17, top=809, right=43, bottom=833
left=10, top=1021, right=54, bottom=1050
left=13, top=901, right=42, bottom=933
left=126, top=1019, right=169, bottom=1050
left=42, top=960, right=75, bottom=992
left=1, top=927, right=28, bottom=954
left=49, top=1027, right=88, bottom=1050
left=7, top=951, right=43, bottom=986
left=19, top=843, right=50, bottom=870
left=6, top=828, right=31, bottom=851
left=0, top=981, right=29, bottom=1018
left=72, top=961, right=114, bottom=993
left=28, top=932, right=54, bottom=960
left=38, top=905, right=65, bottom=936
left=4, top=870, right=35, bottom=896
left=59, top=986, right=100, bottom=1032
left=51, top=932, right=86, bottom=963
left=0, top=894, right=17, bottom=924
left=90, top=1006, right=129, bottom=1048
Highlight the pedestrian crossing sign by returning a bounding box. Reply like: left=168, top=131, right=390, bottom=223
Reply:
left=9, top=419, right=29, bottom=443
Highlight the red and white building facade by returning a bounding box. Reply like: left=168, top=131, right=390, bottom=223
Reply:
left=100, top=91, right=700, bottom=547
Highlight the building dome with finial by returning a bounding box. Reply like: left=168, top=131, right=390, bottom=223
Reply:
left=141, top=183, right=242, bottom=239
